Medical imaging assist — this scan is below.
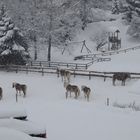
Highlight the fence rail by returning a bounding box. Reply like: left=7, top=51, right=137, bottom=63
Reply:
left=74, top=45, right=140, bottom=60
left=27, top=57, right=111, bottom=70
left=28, top=60, right=89, bottom=69
left=1, top=65, right=140, bottom=80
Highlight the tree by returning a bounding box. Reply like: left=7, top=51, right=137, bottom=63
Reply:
left=111, top=0, right=120, bottom=14
left=37, top=0, right=82, bottom=61
left=126, top=0, right=140, bottom=16
left=127, top=16, right=140, bottom=38
left=126, top=0, right=140, bottom=38
left=0, top=5, right=29, bottom=65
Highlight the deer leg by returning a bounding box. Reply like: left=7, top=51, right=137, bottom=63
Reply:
left=113, top=79, right=116, bottom=86
left=66, top=91, right=68, bottom=99
left=61, top=75, right=63, bottom=82
left=16, top=90, right=19, bottom=96
left=122, top=80, right=124, bottom=86
left=87, top=93, right=89, bottom=101
left=23, top=91, right=26, bottom=97
left=75, top=92, right=77, bottom=99
left=123, top=80, right=125, bottom=86
left=84, top=93, right=86, bottom=99
left=70, top=91, right=71, bottom=97
left=0, top=95, right=1, bottom=100
left=19, top=90, right=22, bottom=96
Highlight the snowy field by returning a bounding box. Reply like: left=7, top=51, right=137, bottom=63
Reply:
left=0, top=9, right=140, bottom=140
left=0, top=68, right=140, bottom=140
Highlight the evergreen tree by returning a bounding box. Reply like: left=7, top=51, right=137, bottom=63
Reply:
left=0, top=5, right=29, bottom=65
left=126, top=0, right=140, bottom=38
left=112, top=0, right=120, bottom=14
left=126, top=0, right=140, bottom=16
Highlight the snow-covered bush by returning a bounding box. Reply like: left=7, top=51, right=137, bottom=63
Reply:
left=113, top=101, right=140, bottom=111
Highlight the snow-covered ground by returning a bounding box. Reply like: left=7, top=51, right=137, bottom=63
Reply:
left=0, top=69, right=140, bottom=140
left=0, top=127, right=44, bottom=140
left=1, top=11, right=140, bottom=140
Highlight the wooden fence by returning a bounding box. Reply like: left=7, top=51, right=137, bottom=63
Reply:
left=27, top=57, right=111, bottom=70
left=74, top=45, right=140, bottom=60
left=1, top=65, right=140, bottom=80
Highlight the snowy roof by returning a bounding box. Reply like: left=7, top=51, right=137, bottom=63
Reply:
left=0, top=119, right=46, bottom=135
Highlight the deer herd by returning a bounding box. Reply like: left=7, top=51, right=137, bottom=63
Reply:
left=57, top=68, right=131, bottom=102
left=0, top=68, right=131, bottom=102
left=57, top=67, right=92, bottom=101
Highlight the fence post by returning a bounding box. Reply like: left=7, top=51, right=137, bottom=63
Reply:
left=86, top=64, right=88, bottom=69
left=48, top=61, right=50, bottom=67
left=41, top=65, right=44, bottom=76
left=57, top=69, right=59, bottom=77
left=26, top=64, right=28, bottom=74
left=107, top=98, right=109, bottom=106
left=89, top=71, right=91, bottom=80
left=75, top=64, right=77, bottom=69
left=16, top=66, right=18, bottom=73
left=73, top=70, right=76, bottom=78
left=104, top=73, right=106, bottom=82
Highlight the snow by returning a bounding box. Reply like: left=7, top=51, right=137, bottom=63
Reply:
left=12, top=43, right=25, bottom=51
left=0, top=105, right=27, bottom=119
left=1, top=49, right=11, bottom=55
left=0, top=127, right=45, bottom=140
left=91, top=8, right=117, bottom=22
left=128, top=80, right=140, bottom=95
left=89, top=48, right=140, bottom=72
left=0, top=69, right=140, bottom=140
left=1, top=8, right=140, bottom=140
left=0, top=127, right=33, bottom=140
left=0, top=118, right=46, bottom=135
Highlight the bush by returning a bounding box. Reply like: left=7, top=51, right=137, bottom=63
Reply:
left=113, top=101, right=140, bottom=111
left=0, top=51, right=29, bottom=65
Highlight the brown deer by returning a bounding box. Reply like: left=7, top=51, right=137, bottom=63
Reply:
left=112, top=72, right=131, bottom=86
left=57, top=68, right=71, bottom=83
left=64, top=81, right=80, bottom=99
left=12, top=82, right=27, bottom=97
left=0, top=87, right=3, bottom=100
left=81, top=85, right=91, bottom=101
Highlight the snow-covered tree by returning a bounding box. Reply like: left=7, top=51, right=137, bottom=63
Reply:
left=90, top=25, right=108, bottom=51
left=126, top=0, right=140, bottom=38
left=0, top=5, right=29, bottom=65
left=111, top=0, right=120, bottom=14
left=126, top=0, right=140, bottom=16
left=127, top=16, right=140, bottom=38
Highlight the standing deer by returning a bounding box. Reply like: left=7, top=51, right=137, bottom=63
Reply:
left=81, top=85, right=91, bottom=101
left=64, top=81, right=80, bottom=99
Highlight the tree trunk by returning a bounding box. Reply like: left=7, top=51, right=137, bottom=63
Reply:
left=34, top=40, right=37, bottom=60
left=48, top=34, right=51, bottom=61
left=47, top=0, right=53, bottom=61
